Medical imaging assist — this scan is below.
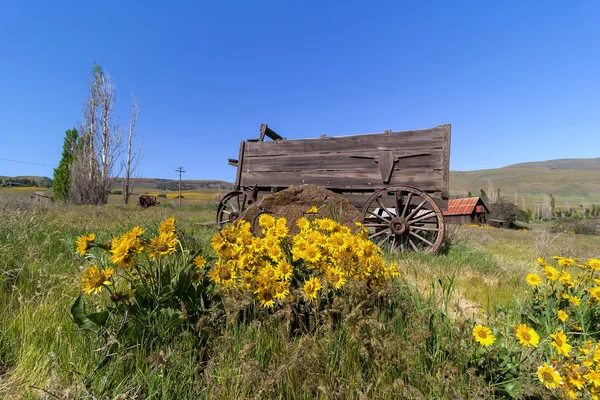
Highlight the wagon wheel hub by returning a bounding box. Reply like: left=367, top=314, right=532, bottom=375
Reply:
left=229, top=211, right=240, bottom=223
left=390, top=217, right=409, bottom=235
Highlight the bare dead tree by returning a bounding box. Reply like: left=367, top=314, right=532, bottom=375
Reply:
left=97, top=71, right=122, bottom=204
left=70, top=63, right=122, bottom=205
left=122, top=93, right=144, bottom=204
left=486, top=180, right=498, bottom=204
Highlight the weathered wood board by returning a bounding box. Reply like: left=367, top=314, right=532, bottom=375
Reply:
left=237, top=125, right=450, bottom=198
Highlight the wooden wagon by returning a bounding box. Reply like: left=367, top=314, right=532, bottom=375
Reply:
left=218, top=124, right=451, bottom=253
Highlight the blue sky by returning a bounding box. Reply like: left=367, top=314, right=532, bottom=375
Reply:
left=1, top=1, right=598, bottom=181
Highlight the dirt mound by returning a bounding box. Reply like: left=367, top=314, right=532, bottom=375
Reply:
left=240, top=185, right=363, bottom=236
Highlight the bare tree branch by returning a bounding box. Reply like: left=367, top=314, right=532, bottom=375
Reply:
left=122, top=93, right=144, bottom=204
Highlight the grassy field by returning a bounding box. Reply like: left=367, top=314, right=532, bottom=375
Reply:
left=0, top=193, right=599, bottom=398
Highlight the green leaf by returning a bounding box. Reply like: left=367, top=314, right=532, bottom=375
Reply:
left=159, top=285, right=174, bottom=302
left=504, top=380, right=521, bottom=398
left=160, top=308, right=187, bottom=330
left=87, top=311, right=109, bottom=327
left=70, top=295, right=107, bottom=334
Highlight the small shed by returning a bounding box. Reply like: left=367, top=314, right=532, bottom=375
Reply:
left=442, top=197, right=489, bottom=225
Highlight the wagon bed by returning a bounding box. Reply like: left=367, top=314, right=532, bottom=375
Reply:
left=219, top=124, right=451, bottom=253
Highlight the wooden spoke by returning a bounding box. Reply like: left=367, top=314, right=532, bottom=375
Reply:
left=375, top=198, right=395, bottom=218
left=364, top=222, right=389, bottom=227
left=408, top=239, right=418, bottom=251
left=367, top=210, right=390, bottom=223
left=401, top=192, right=412, bottom=218
left=406, top=200, right=427, bottom=220
left=216, top=190, right=255, bottom=230
left=361, top=185, right=446, bottom=254
left=409, top=231, right=435, bottom=248
left=408, top=211, right=436, bottom=224
left=368, top=229, right=389, bottom=240
left=409, top=225, right=440, bottom=232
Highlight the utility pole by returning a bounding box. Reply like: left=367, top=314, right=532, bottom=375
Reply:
left=175, top=167, right=185, bottom=207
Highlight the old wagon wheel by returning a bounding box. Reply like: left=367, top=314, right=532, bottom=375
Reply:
left=361, top=186, right=445, bottom=254
left=216, top=190, right=256, bottom=230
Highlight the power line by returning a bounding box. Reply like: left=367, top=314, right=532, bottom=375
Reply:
left=0, top=157, right=55, bottom=168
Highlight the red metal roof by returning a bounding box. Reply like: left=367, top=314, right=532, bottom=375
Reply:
left=443, top=197, right=487, bottom=216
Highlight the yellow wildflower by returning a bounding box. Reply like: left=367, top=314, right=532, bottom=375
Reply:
left=303, top=277, right=322, bottom=300
left=589, top=287, right=600, bottom=302
left=297, top=217, right=311, bottom=230
left=76, top=233, right=95, bottom=256
left=514, top=324, right=540, bottom=347
left=147, top=232, right=178, bottom=259
left=556, top=310, right=569, bottom=322
left=194, top=255, right=206, bottom=269
left=557, top=257, right=575, bottom=268
left=559, top=271, right=574, bottom=288
left=551, top=330, right=572, bottom=356
left=158, top=218, right=175, bottom=235
left=130, top=226, right=144, bottom=237
left=537, top=363, right=562, bottom=389
left=545, top=265, right=561, bottom=281
left=588, top=258, right=600, bottom=271
left=109, top=232, right=143, bottom=268
left=525, top=273, right=541, bottom=286
left=585, top=369, right=600, bottom=387
left=306, top=206, right=318, bottom=213
left=326, top=266, right=347, bottom=290
left=472, top=325, right=496, bottom=347
left=570, top=296, right=581, bottom=306
left=255, top=285, right=276, bottom=308
left=81, top=265, right=114, bottom=295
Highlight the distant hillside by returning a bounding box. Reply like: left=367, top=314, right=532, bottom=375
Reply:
left=451, top=158, right=600, bottom=208
left=0, top=175, right=53, bottom=187
left=504, top=157, right=600, bottom=171
left=111, top=178, right=234, bottom=191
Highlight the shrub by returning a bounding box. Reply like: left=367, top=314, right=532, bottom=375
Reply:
left=488, top=198, right=529, bottom=225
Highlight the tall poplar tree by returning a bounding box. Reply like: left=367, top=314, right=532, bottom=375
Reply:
left=53, top=128, right=78, bottom=201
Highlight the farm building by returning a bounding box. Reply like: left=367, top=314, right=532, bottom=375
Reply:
left=442, top=197, right=489, bottom=225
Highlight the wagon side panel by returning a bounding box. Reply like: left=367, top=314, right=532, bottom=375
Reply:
left=240, top=125, right=449, bottom=198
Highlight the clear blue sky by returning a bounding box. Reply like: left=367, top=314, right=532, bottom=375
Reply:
left=1, top=0, right=598, bottom=181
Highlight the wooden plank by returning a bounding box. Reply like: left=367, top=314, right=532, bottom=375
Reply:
left=244, top=151, right=443, bottom=172
left=240, top=170, right=443, bottom=191
left=245, top=126, right=447, bottom=157
left=441, top=124, right=451, bottom=199
left=234, top=141, right=245, bottom=189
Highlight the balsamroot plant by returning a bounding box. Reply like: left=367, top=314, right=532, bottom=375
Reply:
left=470, top=256, right=600, bottom=399
left=72, top=218, right=216, bottom=341
left=208, top=213, right=401, bottom=313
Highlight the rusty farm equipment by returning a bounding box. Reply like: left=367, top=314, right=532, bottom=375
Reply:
left=139, top=195, right=159, bottom=209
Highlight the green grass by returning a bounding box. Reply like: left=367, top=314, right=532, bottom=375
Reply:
left=0, top=194, right=599, bottom=398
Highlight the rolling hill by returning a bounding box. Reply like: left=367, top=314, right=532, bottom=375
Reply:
left=450, top=157, right=600, bottom=208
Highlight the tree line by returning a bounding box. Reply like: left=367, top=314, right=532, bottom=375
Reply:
left=53, top=64, right=144, bottom=205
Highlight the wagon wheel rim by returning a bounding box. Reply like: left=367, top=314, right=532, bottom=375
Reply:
left=217, top=190, right=256, bottom=230
left=360, top=186, right=445, bottom=254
